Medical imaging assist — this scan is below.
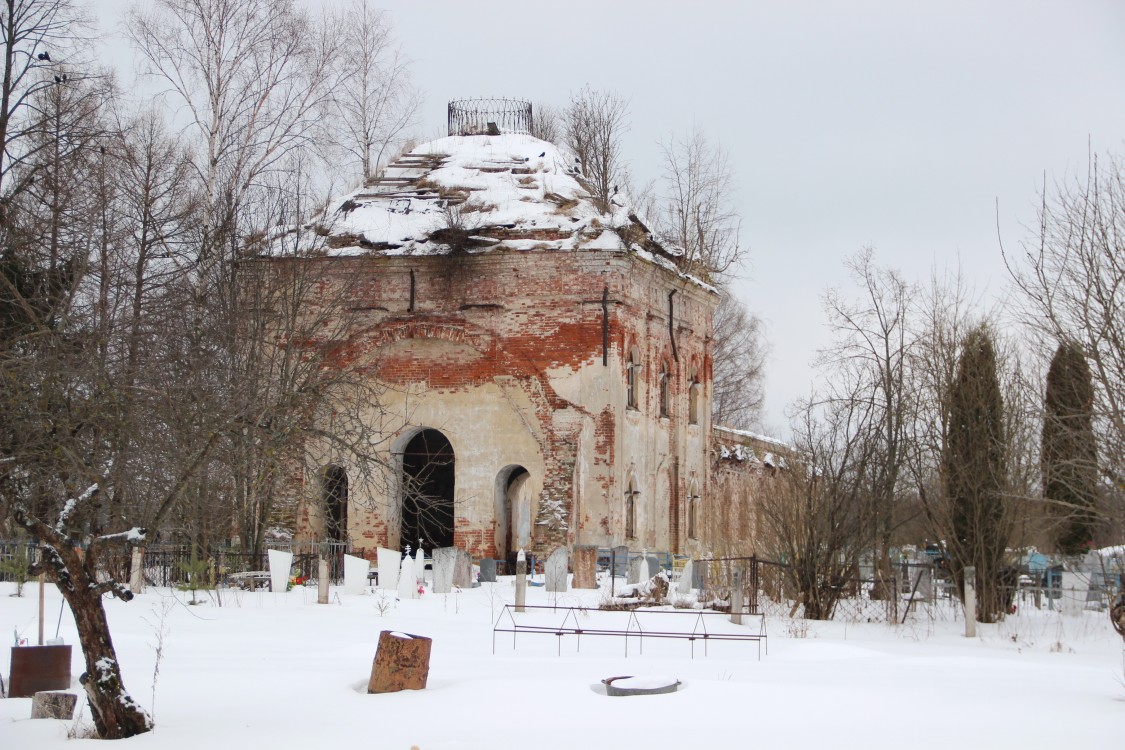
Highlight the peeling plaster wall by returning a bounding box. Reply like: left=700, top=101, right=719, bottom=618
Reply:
left=290, top=249, right=716, bottom=558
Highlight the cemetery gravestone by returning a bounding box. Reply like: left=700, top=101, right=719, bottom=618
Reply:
left=267, top=549, right=293, bottom=594
left=627, top=556, right=643, bottom=585
left=432, top=548, right=455, bottom=594
left=571, top=546, right=597, bottom=589
left=343, top=554, right=370, bottom=596
left=479, top=558, right=497, bottom=583
left=677, top=559, right=694, bottom=595
left=398, top=556, right=418, bottom=599
left=612, top=545, right=629, bottom=578
left=377, top=548, right=400, bottom=590
left=415, top=548, right=426, bottom=585
left=453, top=549, right=474, bottom=588
left=367, top=631, right=432, bottom=693
left=545, top=547, right=569, bottom=592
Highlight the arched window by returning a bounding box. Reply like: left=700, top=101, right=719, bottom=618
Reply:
left=625, top=480, right=638, bottom=540
left=687, top=485, right=701, bottom=540
left=688, top=370, right=701, bottom=425
left=659, top=362, right=670, bottom=418
left=626, top=350, right=640, bottom=409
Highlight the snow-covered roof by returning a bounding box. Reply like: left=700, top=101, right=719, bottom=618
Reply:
left=287, top=133, right=708, bottom=287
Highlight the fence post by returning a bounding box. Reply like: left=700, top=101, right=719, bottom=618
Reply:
left=748, top=555, right=759, bottom=615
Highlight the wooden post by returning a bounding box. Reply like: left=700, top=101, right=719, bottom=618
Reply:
left=37, top=572, right=45, bottom=646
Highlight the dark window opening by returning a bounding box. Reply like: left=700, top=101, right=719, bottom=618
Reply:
left=401, top=429, right=456, bottom=552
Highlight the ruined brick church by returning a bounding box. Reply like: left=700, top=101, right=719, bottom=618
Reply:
left=288, top=100, right=757, bottom=564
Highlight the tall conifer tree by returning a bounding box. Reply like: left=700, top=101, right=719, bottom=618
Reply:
left=943, top=326, right=1010, bottom=622
left=1042, top=340, right=1100, bottom=554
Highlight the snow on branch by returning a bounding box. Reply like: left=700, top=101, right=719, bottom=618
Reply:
left=55, top=483, right=100, bottom=534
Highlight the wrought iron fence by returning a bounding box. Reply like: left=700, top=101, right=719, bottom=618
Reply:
left=447, top=98, right=533, bottom=136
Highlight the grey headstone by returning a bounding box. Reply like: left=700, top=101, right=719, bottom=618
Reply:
left=916, top=567, right=932, bottom=600
left=627, top=555, right=643, bottom=584
left=453, top=549, right=473, bottom=588
left=691, top=560, right=705, bottom=590
left=479, top=558, right=497, bottom=583
left=646, top=555, right=661, bottom=576
left=545, top=547, right=569, bottom=592
left=612, top=546, right=629, bottom=578
left=677, top=559, right=694, bottom=595
left=31, top=691, right=77, bottom=720
left=432, top=547, right=456, bottom=594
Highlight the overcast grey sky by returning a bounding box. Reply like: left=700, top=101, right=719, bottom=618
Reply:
left=100, top=1, right=1125, bottom=436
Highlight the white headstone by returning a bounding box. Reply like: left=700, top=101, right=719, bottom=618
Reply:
left=1060, top=571, right=1089, bottom=616
left=677, top=559, right=694, bottom=595
left=432, top=547, right=455, bottom=594
left=415, top=547, right=426, bottom=585
left=343, top=554, right=370, bottom=595
left=377, top=547, right=400, bottom=590
left=267, top=549, right=293, bottom=594
left=545, top=547, right=569, bottom=592
left=397, top=556, right=418, bottom=599
left=638, top=556, right=650, bottom=583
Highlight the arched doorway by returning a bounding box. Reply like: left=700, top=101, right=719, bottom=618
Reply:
left=401, top=429, right=455, bottom=551
left=321, top=465, right=348, bottom=543
left=495, top=465, right=530, bottom=567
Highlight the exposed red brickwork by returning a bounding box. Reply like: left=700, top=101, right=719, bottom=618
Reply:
left=287, top=248, right=718, bottom=557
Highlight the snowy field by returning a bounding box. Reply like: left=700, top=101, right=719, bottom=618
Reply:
left=1, top=578, right=1122, bottom=749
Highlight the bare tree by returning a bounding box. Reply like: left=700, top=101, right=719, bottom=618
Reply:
left=0, top=0, right=88, bottom=213
left=711, top=290, right=766, bottom=430
left=322, top=0, right=418, bottom=185
left=563, top=86, right=628, bottom=214
left=127, top=0, right=334, bottom=271
left=655, top=126, right=743, bottom=280
left=1006, top=153, right=1125, bottom=539
left=529, top=100, right=562, bottom=145
left=757, top=394, right=876, bottom=619
left=817, top=249, right=916, bottom=597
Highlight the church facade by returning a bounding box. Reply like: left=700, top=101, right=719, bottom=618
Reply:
left=282, top=105, right=723, bottom=563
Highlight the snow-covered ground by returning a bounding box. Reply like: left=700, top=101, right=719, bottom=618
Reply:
left=1, top=578, right=1121, bottom=749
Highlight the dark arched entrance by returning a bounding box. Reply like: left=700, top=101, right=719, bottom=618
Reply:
left=494, top=465, right=530, bottom=568
left=401, top=429, right=455, bottom=551
left=321, top=465, right=348, bottom=543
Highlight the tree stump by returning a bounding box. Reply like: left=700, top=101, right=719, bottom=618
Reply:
left=31, top=691, right=77, bottom=719
left=367, top=631, right=432, bottom=693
